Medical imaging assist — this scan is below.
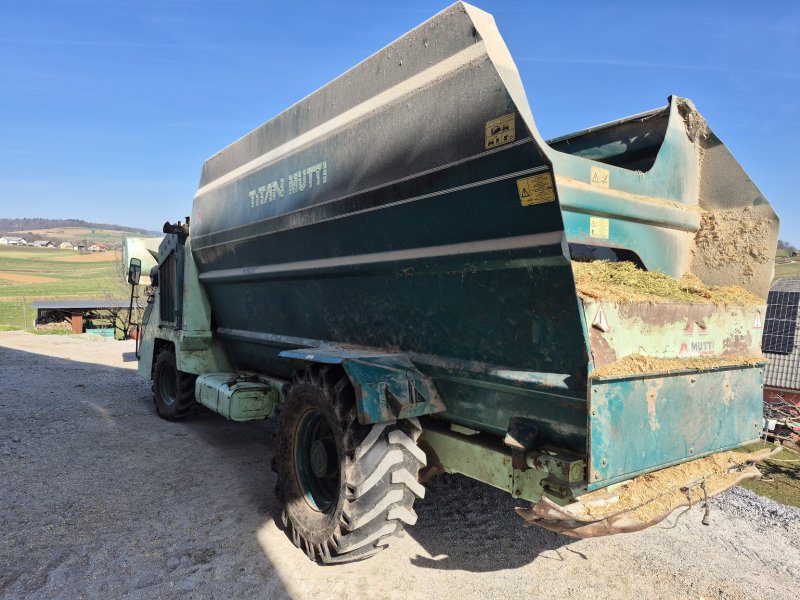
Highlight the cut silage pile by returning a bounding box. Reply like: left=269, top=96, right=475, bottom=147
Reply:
left=572, top=260, right=763, bottom=306
left=591, top=353, right=765, bottom=379
left=693, top=207, right=773, bottom=281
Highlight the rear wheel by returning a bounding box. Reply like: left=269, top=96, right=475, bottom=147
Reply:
left=152, top=346, right=196, bottom=420
left=274, top=367, right=426, bottom=563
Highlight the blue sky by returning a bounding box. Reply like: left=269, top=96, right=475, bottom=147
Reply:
left=1, top=1, right=798, bottom=242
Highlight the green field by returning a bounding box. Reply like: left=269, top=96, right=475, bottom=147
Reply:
left=773, top=258, right=800, bottom=280
left=0, top=245, right=128, bottom=331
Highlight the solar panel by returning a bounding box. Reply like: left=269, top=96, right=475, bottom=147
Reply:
left=762, top=291, right=800, bottom=354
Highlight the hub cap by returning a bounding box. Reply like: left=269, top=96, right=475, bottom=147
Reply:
left=159, top=363, right=177, bottom=406
left=295, top=409, right=340, bottom=512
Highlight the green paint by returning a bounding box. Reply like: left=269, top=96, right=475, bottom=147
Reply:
left=137, top=237, right=232, bottom=381
left=195, top=373, right=278, bottom=421
left=421, top=426, right=549, bottom=503
left=588, top=365, right=764, bottom=489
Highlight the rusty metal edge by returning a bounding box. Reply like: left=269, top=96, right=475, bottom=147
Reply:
left=516, top=466, right=761, bottom=538
left=514, top=448, right=780, bottom=538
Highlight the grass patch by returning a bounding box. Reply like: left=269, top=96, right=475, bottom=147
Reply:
left=773, top=260, right=800, bottom=280
left=0, top=300, right=29, bottom=329
left=737, top=442, right=800, bottom=508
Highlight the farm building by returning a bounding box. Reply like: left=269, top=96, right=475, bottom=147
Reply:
left=32, top=240, right=55, bottom=248
left=0, top=236, right=27, bottom=245
left=59, top=241, right=73, bottom=250
left=761, top=277, right=800, bottom=441
left=31, top=299, right=132, bottom=336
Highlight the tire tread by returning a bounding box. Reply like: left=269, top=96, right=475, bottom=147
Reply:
left=276, top=367, right=426, bottom=564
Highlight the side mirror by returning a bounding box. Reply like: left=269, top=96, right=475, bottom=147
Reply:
left=127, top=258, right=142, bottom=285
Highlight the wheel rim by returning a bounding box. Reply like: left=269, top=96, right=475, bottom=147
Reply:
left=158, top=362, right=178, bottom=407
left=295, top=409, right=340, bottom=512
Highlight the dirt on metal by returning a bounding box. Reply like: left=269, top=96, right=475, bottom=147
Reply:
left=590, top=353, right=765, bottom=379
left=572, top=260, right=763, bottom=306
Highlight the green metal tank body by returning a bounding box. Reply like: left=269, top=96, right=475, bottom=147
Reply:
left=187, top=1, right=777, bottom=470
left=190, top=3, right=587, bottom=452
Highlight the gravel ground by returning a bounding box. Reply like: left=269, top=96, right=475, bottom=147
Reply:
left=1, top=331, right=798, bottom=600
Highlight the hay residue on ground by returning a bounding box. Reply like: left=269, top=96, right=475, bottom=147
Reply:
left=591, top=353, right=765, bottom=379
left=576, top=451, right=756, bottom=522
left=572, top=260, right=763, bottom=305
left=693, top=207, right=772, bottom=281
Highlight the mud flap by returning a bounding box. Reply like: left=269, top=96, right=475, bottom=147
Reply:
left=515, top=447, right=778, bottom=537
left=278, top=346, right=445, bottom=424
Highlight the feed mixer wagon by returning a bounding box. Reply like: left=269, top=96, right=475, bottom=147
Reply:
left=132, top=2, right=779, bottom=563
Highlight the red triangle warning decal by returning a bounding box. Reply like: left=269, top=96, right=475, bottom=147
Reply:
left=592, top=304, right=610, bottom=332
left=753, top=311, right=762, bottom=329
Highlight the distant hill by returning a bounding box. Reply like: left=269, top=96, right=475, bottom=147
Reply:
left=0, top=218, right=155, bottom=235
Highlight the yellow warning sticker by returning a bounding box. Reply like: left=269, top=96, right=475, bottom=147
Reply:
left=590, top=216, right=610, bottom=239
left=485, top=113, right=516, bottom=149
left=517, top=173, right=556, bottom=206
left=590, top=166, right=610, bottom=188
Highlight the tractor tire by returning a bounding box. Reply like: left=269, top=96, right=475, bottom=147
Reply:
left=152, top=346, right=197, bottom=421
left=274, top=366, right=426, bottom=563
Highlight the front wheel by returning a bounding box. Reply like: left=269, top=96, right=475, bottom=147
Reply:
left=152, top=346, right=197, bottom=421
left=274, top=367, right=426, bottom=563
